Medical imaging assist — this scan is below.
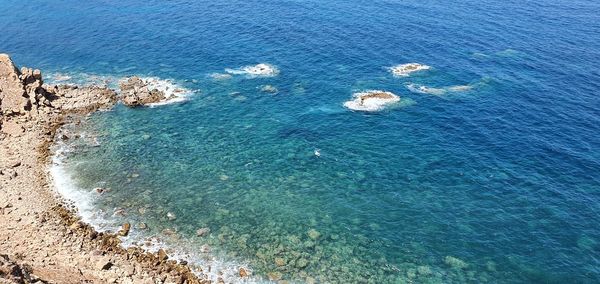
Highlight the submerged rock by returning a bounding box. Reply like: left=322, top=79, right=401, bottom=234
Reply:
left=444, top=256, right=468, bottom=270
left=389, top=63, right=431, bottom=77
left=260, top=85, right=278, bottom=93
left=344, top=90, right=400, bottom=112
left=119, top=76, right=166, bottom=107
left=167, top=212, right=177, bottom=220
left=196, top=227, right=210, bottom=237
left=307, top=229, right=321, bottom=240
left=275, top=257, right=286, bottom=266
left=267, top=271, right=283, bottom=281
left=226, top=63, right=280, bottom=77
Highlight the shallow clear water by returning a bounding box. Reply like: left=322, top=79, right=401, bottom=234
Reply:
left=2, top=0, right=600, bottom=282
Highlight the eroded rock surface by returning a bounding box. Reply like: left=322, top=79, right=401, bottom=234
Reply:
left=119, top=76, right=166, bottom=107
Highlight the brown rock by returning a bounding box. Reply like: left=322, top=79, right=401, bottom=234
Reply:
left=239, top=267, right=250, bottom=277
left=157, top=249, right=168, bottom=261
left=118, top=222, right=131, bottom=236
left=119, top=77, right=166, bottom=107
left=69, top=221, right=83, bottom=230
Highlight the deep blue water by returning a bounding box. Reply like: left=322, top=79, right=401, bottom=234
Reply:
left=2, top=0, right=600, bottom=282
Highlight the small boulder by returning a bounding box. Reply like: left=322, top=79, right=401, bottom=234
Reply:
left=239, top=267, right=250, bottom=277
left=267, top=271, right=283, bottom=281
left=196, top=227, right=210, bottom=237
left=157, top=249, right=168, bottom=261
left=117, top=222, right=131, bottom=236
left=167, top=212, right=176, bottom=220
left=275, top=257, right=286, bottom=267
left=307, top=229, right=321, bottom=240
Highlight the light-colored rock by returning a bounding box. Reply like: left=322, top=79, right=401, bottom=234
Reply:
left=307, top=229, right=321, bottom=240
left=167, top=212, right=176, bottom=220
left=444, top=256, right=468, bottom=269
left=196, top=227, right=210, bottom=237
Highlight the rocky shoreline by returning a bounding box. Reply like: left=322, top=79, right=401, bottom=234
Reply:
left=0, top=54, right=210, bottom=283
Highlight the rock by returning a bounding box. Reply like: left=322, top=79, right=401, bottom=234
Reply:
left=343, top=90, right=400, bottom=112
left=157, top=249, right=168, bottom=261
left=307, top=229, right=321, bottom=240
left=267, top=271, right=283, bottom=281
left=295, top=258, right=309, bottom=269
left=200, top=245, right=210, bottom=253
left=389, top=63, right=431, bottom=77
left=94, top=187, right=105, bottom=194
left=46, top=84, right=117, bottom=112
left=119, top=76, right=166, bottom=107
left=162, top=228, right=176, bottom=236
left=69, top=221, right=83, bottom=230
left=275, top=257, right=286, bottom=267
left=0, top=54, right=32, bottom=115
left=118, top=222, right=131, bottom=236
left=167, top=212, right=176, bottom=220
left=113, top=208, right=126, bottom=216
left=96, top=257, right=113, bottom=270
left=444, top=256, right=468, bottom=270
left=0, top=120, right=24, bottom=136
left=136, top=222, right=148, bottom=230
left=417, top=265, right=432, bottom=276
left=260, top=85, right=278, bottom=93
left=195, top=227, right=210, bottom=237
left=239, top=267, right=250, bottom=277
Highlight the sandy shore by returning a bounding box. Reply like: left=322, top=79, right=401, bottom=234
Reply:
left=0, top=54, right=210, bottom=283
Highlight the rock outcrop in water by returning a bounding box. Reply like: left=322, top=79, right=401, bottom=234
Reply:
left=389, top=63, right=431, bottom=77
left=343, top=90, right=400, bottom=112
left=119, top=76, right=166, bottom=107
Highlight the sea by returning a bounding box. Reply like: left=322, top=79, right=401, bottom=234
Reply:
left=1, top=0, right=599, bottom=283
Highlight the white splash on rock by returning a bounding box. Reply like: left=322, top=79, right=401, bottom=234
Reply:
left=136, top=77, right=194, bottom=107
left=389, top=63, right=431, bottom=77
left=225, top=63, right=279, bottom=78
left=344, top=90, right=400, bottom=112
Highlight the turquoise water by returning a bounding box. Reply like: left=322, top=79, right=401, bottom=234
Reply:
left=2, top=0, right=600, bottom=282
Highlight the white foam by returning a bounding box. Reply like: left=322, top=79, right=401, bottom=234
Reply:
left=446, top=85, right=473, bottom=92
left=406, top=83, right=474, bottom=95
left=46, top=72, right=194, bottom=107
left=49, top=130, right=116, bottom=233
left=389, top=63, right=431, bottom=77
left=343, top=90, right=400, bottom=112
left=209, top=73, right=233, bottom=80
left=224, top=63, right=279, bottom=78
left=49, top=127, right=259, bottom=283
left=406, top=83, right=447, bottom=95
left=131, top=77, right=194, bottom=107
